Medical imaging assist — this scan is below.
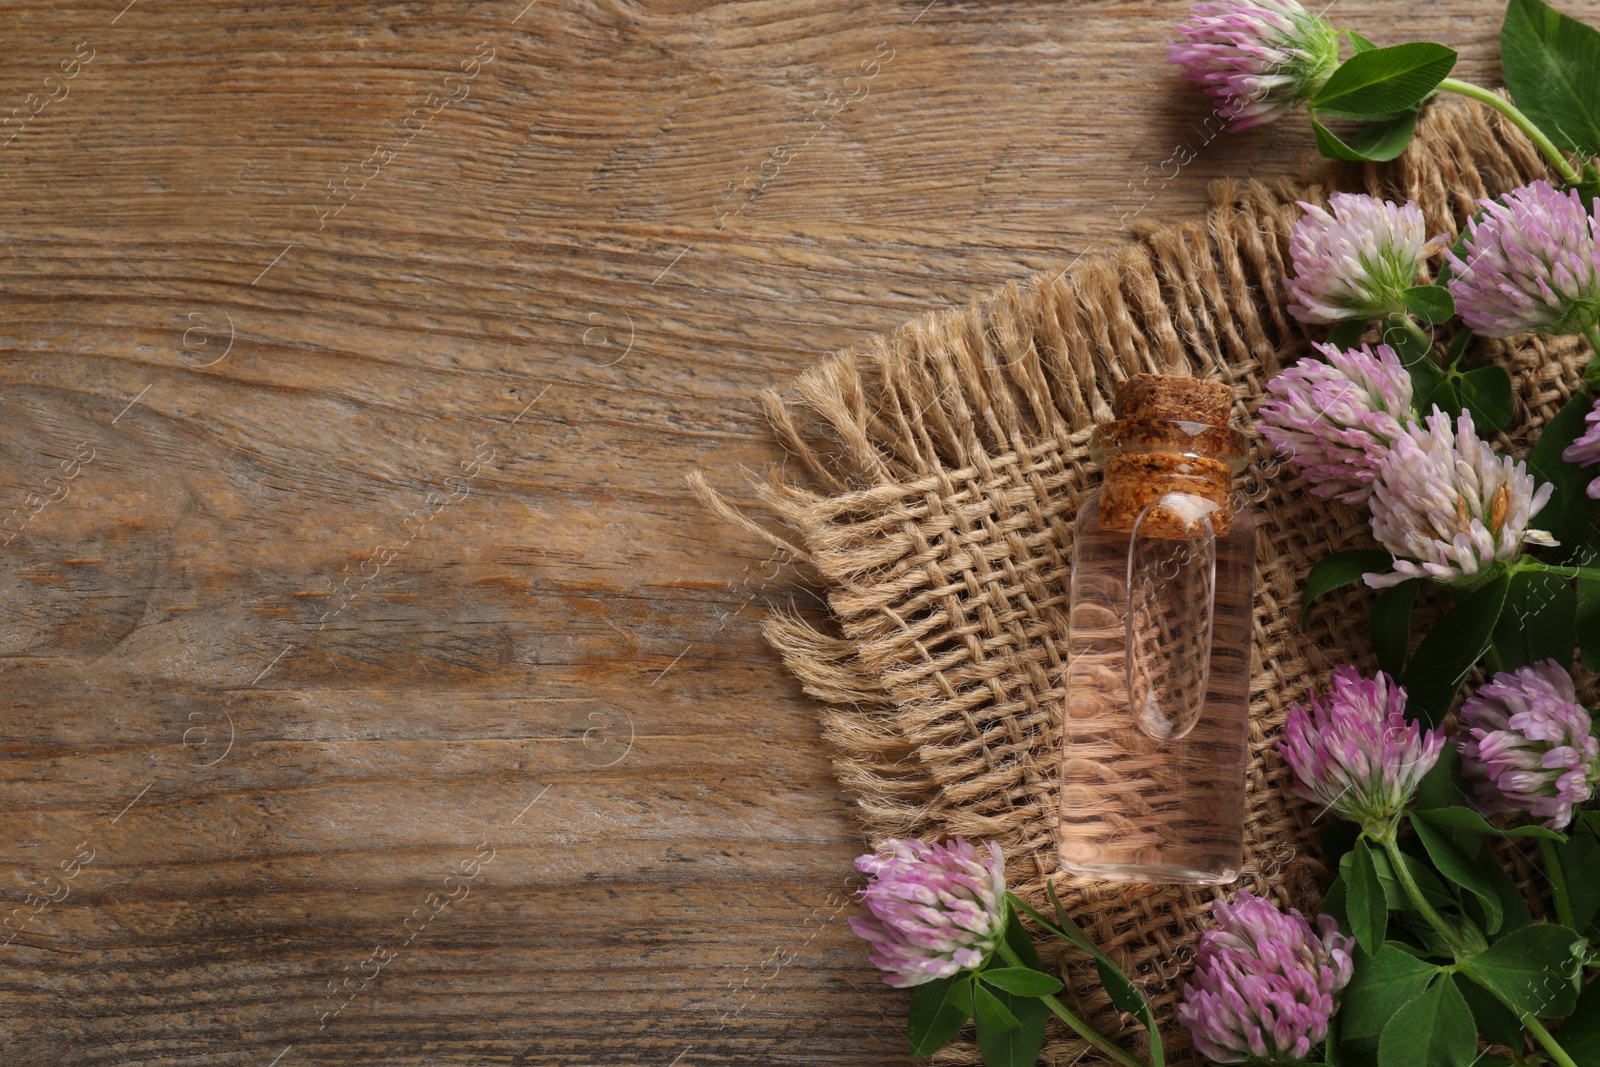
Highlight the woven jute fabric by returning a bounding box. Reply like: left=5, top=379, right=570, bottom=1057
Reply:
left=696, top=100, right=1586, bottom=1066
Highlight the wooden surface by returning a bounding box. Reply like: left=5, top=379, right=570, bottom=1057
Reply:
left=0, top=3, right=1582, bottom=1064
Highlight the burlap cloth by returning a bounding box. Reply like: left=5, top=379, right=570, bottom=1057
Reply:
left=695, top=99, right=1585, bottom=1065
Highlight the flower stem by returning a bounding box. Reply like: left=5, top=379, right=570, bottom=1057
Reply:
left=1524, top=1016, right=1582, bottom=1067
left=1375, top=834, right=1477, bottom=958
left=1458, top=965, right=1581, bottom=1067
left=1539, top=837, right=1576, bottom=929
left=1522, top=558, right=1600, bottom=583
left=1377, top=827, right=1579, bottom=1067
left=994, top=941, right=1150, bottom=1067
left=1437, top=78, right=1581, bottom=185
left=1397, top=313, right=1441, bottom=362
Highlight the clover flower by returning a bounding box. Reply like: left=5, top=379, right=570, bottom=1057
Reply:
left=1278, top=665, right=1444, bottom=832
left=1458, top=660, right=1600, bottom=831
left=1286, top=193, right=1448, bottom=323
left=1561, top=396, right=1600, bottom=499
left=1446, top=180, right=1600, bottom=338
left=1168, top=0, right=1341, bottom=131
left=1259, top=342, right=1414, bottom=504
left=848, top=836, right=1007, bottom=988
left=1178, top=890, right=1354, bottom=1065
left=1365, top=408, right=1554, bottom=588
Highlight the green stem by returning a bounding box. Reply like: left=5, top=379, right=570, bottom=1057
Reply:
left=1539, top=837, right=1576, bottom=929
left=1438, top=78, right=1581, bottom=184
left=1584, top=323, right=1600, bottom=364
left=1524, top=1017, right=1581, bottom=1067
left=994, top=941, right=1149, bottom=1067
left=1391, top=313, right=1452, bottom=368
left=1459, top=966, right=1581, bottom=1067
left=1375, top=834, right=1477, bottom=958
left=1523, top=558, right=1600, bottom=583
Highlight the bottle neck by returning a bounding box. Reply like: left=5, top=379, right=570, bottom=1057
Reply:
left=1091, top=420, right=1245, bottom=537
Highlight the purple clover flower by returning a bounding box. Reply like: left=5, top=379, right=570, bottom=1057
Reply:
left=1286, top=193, right=1448, bottom=323
left=1278, top=666, right=1444, bottom=831
left=1561, top=396, right=1600, bottom=499
left=1366, top=408, right=1555, bottom=588
left=847, top=836, right=1007, bottom=988
left=1458, top=660, right=1599, bottom=831
left=1168, top=1, right=1340, bottom=131
left=1178, top=889, right=1354, bottom=1065
left=1259, top=342, right=1413, bottom=504
left=1445, top=180, right=1600, bottom=338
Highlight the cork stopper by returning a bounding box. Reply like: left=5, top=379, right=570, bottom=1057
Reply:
left=1098, top=375, right=1238, bottom=538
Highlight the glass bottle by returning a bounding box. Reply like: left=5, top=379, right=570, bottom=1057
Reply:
left=1057, top=374, right=1255, bottom=884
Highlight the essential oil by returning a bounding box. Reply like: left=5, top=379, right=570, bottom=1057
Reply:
left=1058, top=374, right=1255, bottom=884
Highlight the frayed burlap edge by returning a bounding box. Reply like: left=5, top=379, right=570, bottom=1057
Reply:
left=693, top=98, right=1588, bottom=1066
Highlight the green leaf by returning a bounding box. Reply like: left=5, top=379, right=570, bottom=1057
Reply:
left=1577, top=576, right=1600, bottom=672
left=1429, top=378, right=1464, bottom=420
left=1341, top=850, right=1402, bottom=912
left=1410, top=760, right=1485, bottom=856
left=1493, top=567, right=1576, bottom=673
left=1015, top=887, right=1165, bottom=1067
left=1312, top=110, right=1421, bottom=162
left=1527, top=389, right=1600, bottom=559
left=973, top=985, right=1048, bottom=1067
left=1557, top=834, right=1600, bottom=934
left=1472, top=846, right=1535, bottom=936
left=1303, top=549, right=1395, bottom=626
left=1443, top=327, right=1474, bottom=366
left=1343, top=844, right=1456, bottom=912
left=1321, top=877, right=1350, bottom=936
left=1403, top=571, right=1512, bottom=726
left=1348, top=30, right=1379, bottom=53
left=1410, top=812, right=1504, bottom=934
left=1340, top=943, right=1442, bottom=1042
left=1376, top=975, right=1477, bottom=1067
left=908, top=972, right=974, bottom=1056
left=1348, top=838, right=1390, bottom=953
left=972, top=983, right=1020, bottom=1030
left=1552, top=976, right=1600, bottom=1065
left=1456, top=364, right=1515, bottom=432
left=1582, top=158, right=1600, bottom=183
left=1397, top=847, right=1464, bottom=911
left=1314, top=42, right=1458, bottom=117
left=1501, top=0, right=1600, bottom=156
left=1043, top=886, right=1158, bottom=1053
left=1452, top=972, right=1527, bottom=1050
left=978, top=967, right=1062, bottom=997
left=1402, top=286, right=1456, bottom=324
left=1002, top=898, right=1043, bottom=970
left=1463, top=923, right=1583, bottom=1017
left=1415, top=745, right=1470, bottom=813
left=1327, top=318, right=1370, bottom=349
left=1415, top=806, right=1567, bottom=841
left=1572, top=173, right=1600, bottom=211
left=1371, top=578, right=1420, bottom=677
left=1325, top=1010, right=1346, bottom=1066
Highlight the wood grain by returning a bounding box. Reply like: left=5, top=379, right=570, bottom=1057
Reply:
left=0, top=2, right=1580, bottom=1064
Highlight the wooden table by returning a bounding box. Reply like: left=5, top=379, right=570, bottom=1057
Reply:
left=0, top=2, right=1569, bottom=1063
